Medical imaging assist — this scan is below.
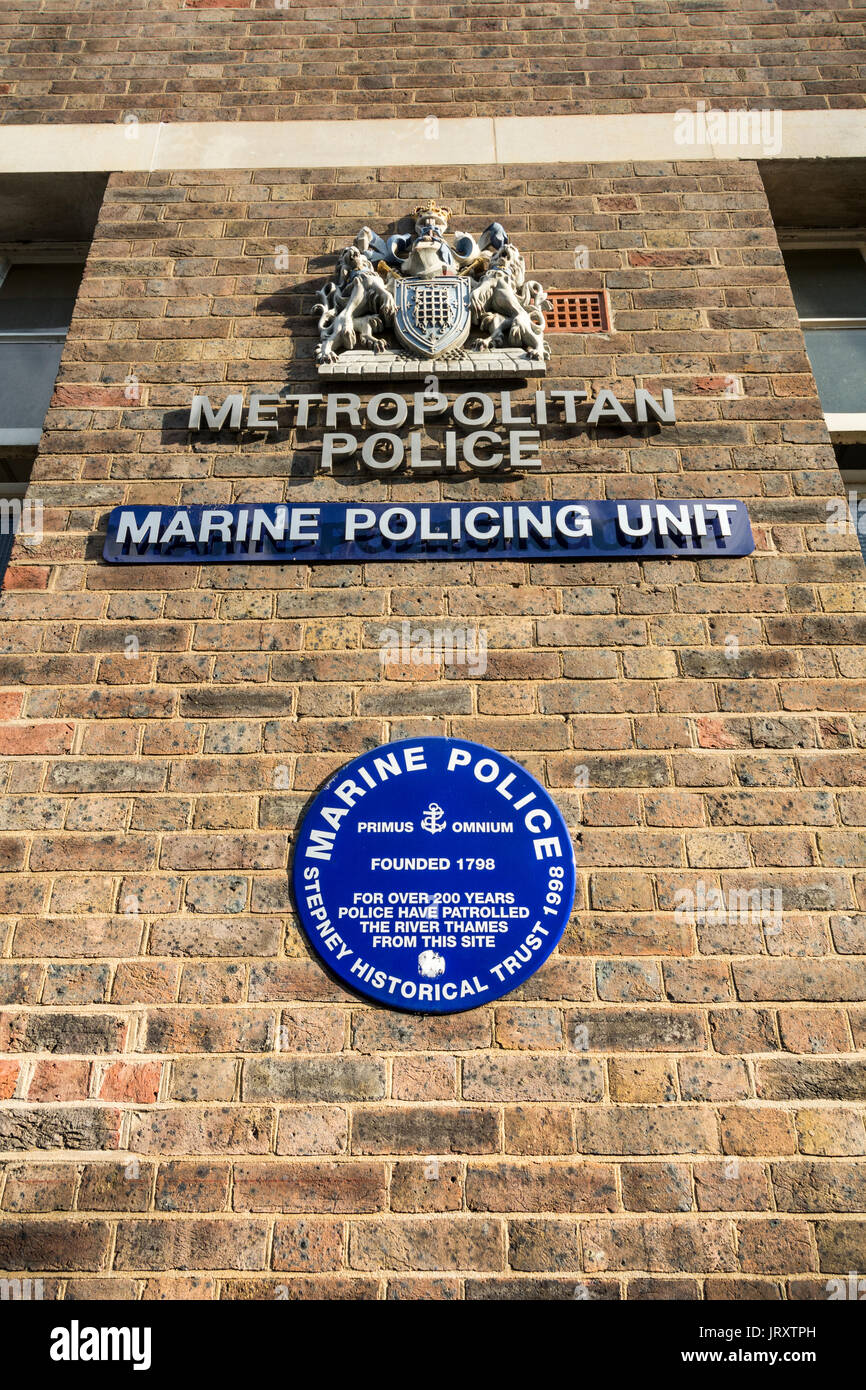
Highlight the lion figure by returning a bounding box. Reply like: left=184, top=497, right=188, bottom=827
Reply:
left=313, top=246, right=396, bottom=363
left=469, top=244, right=550, bottom=361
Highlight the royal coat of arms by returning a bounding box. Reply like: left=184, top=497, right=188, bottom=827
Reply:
left=313, top=201, right=551, bottom=378
left=394, top=277, right=473, bottom=357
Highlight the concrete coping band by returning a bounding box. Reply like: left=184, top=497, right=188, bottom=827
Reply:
left=0, top=110, right=864, bottom=174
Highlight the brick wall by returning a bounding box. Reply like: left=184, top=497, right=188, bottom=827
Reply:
left=0, top=1, right=864, bottom=124
left=0, top=161, right=865, bottom=1297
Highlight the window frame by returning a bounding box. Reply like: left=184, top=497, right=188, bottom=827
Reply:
left=779, top=233, right=866, bottom=442
left=0, top=245, right=87, bottom=447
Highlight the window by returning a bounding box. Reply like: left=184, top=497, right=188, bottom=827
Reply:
left=0, top=257, right=83, bottom=586
left=781, top=240, right=866, bottom=566
left=781, top=244, right=866, bottom=435
left=0, top=260, right=83, bottom=445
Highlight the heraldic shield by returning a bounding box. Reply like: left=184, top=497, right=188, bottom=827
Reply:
left=393, top=276, right=473, bottom=357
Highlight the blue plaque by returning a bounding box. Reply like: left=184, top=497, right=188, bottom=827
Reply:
left=291, top=737, right=576, bottom=1013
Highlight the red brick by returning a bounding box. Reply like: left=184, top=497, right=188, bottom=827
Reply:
left=29, top=1060, right=91, bottom=1103
left=0, top=1060, right=20, bottom=1099
left=1, top=568, right=49, bottom=590
left=98, top=1062, right=163, bottom=1103
left=0, top=723, right=75, bottom=755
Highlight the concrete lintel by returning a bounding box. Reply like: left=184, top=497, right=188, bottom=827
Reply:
left=0, top=112, right=863, bottom=174
left=494, top=114, right=687, bottom=164
left=156, top=118, right=496, bottom=170
left=0, top=123, right=162, bottom=174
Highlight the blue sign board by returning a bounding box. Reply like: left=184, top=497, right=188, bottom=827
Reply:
left=103, top=499, right=753, bottom=564
left=291, top=738, right=576, bottom=1013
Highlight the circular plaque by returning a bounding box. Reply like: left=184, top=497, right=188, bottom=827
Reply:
left=292, top=737, right=575, bottom=1013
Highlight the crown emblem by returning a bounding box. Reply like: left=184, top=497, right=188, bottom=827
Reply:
left=413, top=199, right=452, bottom=227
